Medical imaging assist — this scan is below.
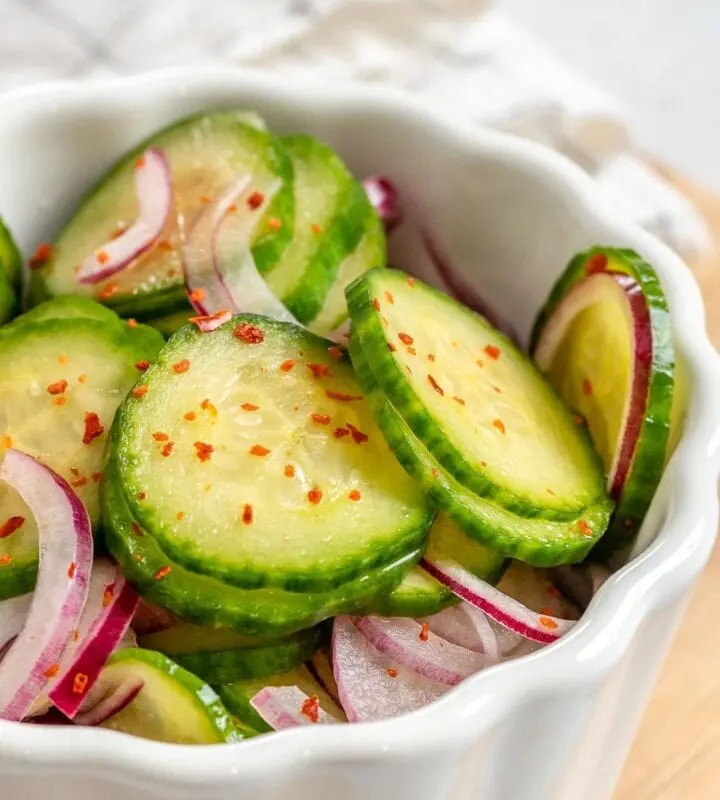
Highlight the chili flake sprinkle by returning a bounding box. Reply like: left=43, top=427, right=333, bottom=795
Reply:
left=161, top=441, right=174, bottom=457
left=326, top=390, right=362, bottom=402
left=388, top=342, right=397, bottom=352
left=484, top=345, right=501, bottom=360
left=131, top=522, right=143, bottom=537
left=194, top=442, right=214, bottom=462
left=78, top=374, right=87, bottom=383
left=419, top=623, right=430, bottom=642
left=242, top=504, right=253, bottom=525
left=586, top=252, right=608, bottom=274
left=1, top=435, right=12, bottom=449
left=172, top=359, right=191, bottom=374
left=58, top=355, right=69, bottom=365
left=136, top=492, right=147, bottom=500
left=72, top=673, right=89, bottom=695
left=345, top=423, right=368, bottom=444
left=44, top=664, right=60, bottom=679
left=306, top=362, right=332, bottom=379
left=407, top=346, right=417, bottom=356
left=333, top=427, right=350, bottom=439
left=427, top=375, right=444, bottom=396
left=407, top=276, right=416, bottom=287
left=184, top=411, right=197, bottom=421
left=29, top=243, right=54, bottom=269
left=427, top=354, right=435, bottom=362
left=235, top=323, right=265, bottom=343
left=546, top=585, right=561, bottom=598
left=98, top=282, right=118, bottom=300
left=199, top=195, right=212, bottom=205
left=154, top=566, right=172, bottom=581
left=573, top=414, right=585, bottom=426
left=492, top=419, right=506, bottom=435
left=578, top=520, right=592, bottom=537
left=0, top=516, right=25, bottom=539
left=582, top=378, right=593, bottom=396
left=200, top=399, right=217, bottom=416
left=284, top=464, right=296, bottom=478
left=267, top=217, right=282, bottom=230
left=247, top=191, right=265, bottom=210
left=492, top=386, right=502, bottom=394
left=280, top=359, right=296, bottom=372
left=47, top=379, right=68, bottom=395
left=249, top=444, right=270, bottom=457
left=311, top=413, right=331, bottom=425
left=539, top=616, right=558, bottom=630
left=70, top=476, right=87, bottom=488
left=176, top=511, right=185, bottom=521
left=311, top=223, right=323, bottom=234
left=188, top=288, right=206, bottom=304
left=53, top=397, right=67, bottom=407
left=328, top=346, right=344, bottom=361
left=73, top=630, right=80, bottom=641
left=0, top=554, right=11, bottom=566
left=398, top=332, right=413, bottom=345
left=135, top=360, right=150, bottom=372
left=301, top=695, right=320, bottom=723
left=452, top=396, right=466, bottom=406
left=67, top=561, right=77, bottom=579
left=307, top=487, right=323, bottom=505
left=348, top=489, right=362, bottom=502
left=385, top=291, right=395, bottom=305
left=241, top=403, right=259, bottom=412
left=152, top=432, right=170, bottom=442
left=157, top=240, right=174, bottom=252
left=373, top=297, right=381, bottom=312
left=387, top=667, right=398, bottom=678
left=103, top=584, right=115, bottom=607
left=132, top=385, right=148, bottom=399
left=127, top=318, right=138, bottom=329
left=189, top=310, right=232, bottom=332
left=82, top=412, right=104, bottom=444
left=431, top=467, right=440, bottom=479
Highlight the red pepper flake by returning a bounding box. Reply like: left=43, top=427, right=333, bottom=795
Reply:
left=546, top=585, right=561, bottom=598
left=307, top=487, right=323, bottom=505
left=492, top=419, right=506, bottom=435
left=154, top=566, right=172, bottom=581
left=161, top=441, right=174, bottom=458
left=199, top=195, right=212, bottom=205
left=131, top=522, right=143, bottom=537
left=540, top=606, right=554, bottom=616
left=136, top=492, right=147, bottom=500
left=172, top=359, right=191, bottom=374
left=452, top=396, right=466, bottom=406
left=102, top=584, right=115, bottom=607
left=249, top=444, right=270, bottom=457
left=127, top=318, right=138, bottom=329
left=327, top=346, right=344, bottom=361
left=247, top=191, right=265, bottom=210
left=373, top=297, right=381, bottom=312
left=345, top=422, right=369, bottom=444
left=582, top=378, right=593, bottom=396
left=111, top=224, right=128, bottom=240
left=398, top=332, right=413, bottom=345
left=384, top=291, right=395, bottom=305
left=44, top=664, right=60, bottom=679
left=91, top=472, right=102, bottom=483
left=241, top=403, right=260, bottom=412
left=184, top=411, right=197, bottom=421
left=280, top=359, right=296, bottom=373
left=76, top=374, right=87, bottom=385
left=135, top=360, right=150, bottom=372
left=476, top=359, right=484, bottom=368
left=135, top=156, right=146, bottom=169
left=194, top=441, right=214, bottom=462
left=242, top=504, right=253, bottom=525
left=67, top=561, right=77, bottom=579
left=539, top=616, right=558, bottom=631
left=200, top=399, right=217, bottom=416
left=176, top=511, right=185, bottom=521
left=0, top=516, right=25, bottom=539
left=484, top=345, right=501, bottom=360
left=72, top=672, right=89, bottom=695
left=301, top=695, right=320, bottom=723
left=134, top=554, right=144, bottom=563
left=310, top=223, right=323, bottom=234
left=586, top=252, right=608, bottom=274
left=29, top=243, right=54, bottom=269
left=333, top=427, right=350, bottom=439
left=419, top=623, right=430, bottom=642
left=387, top=667, right=398, bottom=678
left=492, top=386, right=502, bottom=394
left=187, top=289, right=207, bottom=306
left=1, top=435, right=12, bottom=449
left=70, top=475, right=87, bottom=488
left=348, top=489, right=362, bottom=502
left=132, top=385, right=148, bottom=399
left=573, top=414, right=585, bottom=426
left=578, top=520, right=592, bottom=537
left=388, top=342, right=397, bottom=352
left=47, top=379, right=68, bottom=395
left=284, top=464, right=296, bottom=478
left=407, top=346, right=417, bottom=356
left=234, top=323, right=265, bottom=344
left=152, top=432, right=169, bottom=442
left=306, top=362, right=332, bottom=379
left=70, top=468, right=81, bottom=478
left=267, top=217, right=282, bottom=230
left=82, top=412, right=104, bottom=444
left=311, top=413, right=331, bottom=425
left=73, top=630, right=80, bottom=641
left=53, top=397, right=67, bottom=407
left=227, top=203, right=238, bottom=213
left=431, top=467, right=440, bottom=479
left=326, top=390, right=362, bottom=402
left=98, top=282, right=118, bottom=301
left=157, top=240, right=174, bottom=252
left=0, top=554, right=11, bottom=566
left=189, top=310, right=232, bottom=332
left=407, top=276, right=416, bottom=288
left=427, top=353, right=436, bottom=362
left=427, top=375, right=444, bottom=396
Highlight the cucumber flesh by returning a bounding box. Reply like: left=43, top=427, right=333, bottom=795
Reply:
left=29, top=112, right=294, bottom=319
left=217, top=664, right=345, bottom=733
left=0, top=317, right=163, bottom=599
left=349, top=338, right=613, bottom=566
left=98, top=648, right=242, bottom=744
left=113, top=315, right=431, bottom=592
left=364, top=566, right=457, bottom=617
left=347, top=269, right=609, bottom=521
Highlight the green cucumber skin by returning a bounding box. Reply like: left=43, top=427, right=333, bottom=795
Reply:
left=114, top=316, right=432, bottom=593
left=0, top=277, right=17, bottom=325
left=170, top=625, right=326, bottom=684
left=6, top=296, right=124, bottom=330
left=105, top=648, right=242, bottom=743
left=349, top=338, right=613, bottom=567
left=27, top=112, right=294, bottom=317
left=0, top=218, right=21, bottom=323
left=102, top=458, right=420, bottom=636
left=346, top=269, right=607, bottom=521
left=531, top=247, right=675, bottom=557
left=363, top=568, right=459, bottom=617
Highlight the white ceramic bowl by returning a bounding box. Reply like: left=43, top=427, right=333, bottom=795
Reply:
left=0, top=68, right=719, bottom=800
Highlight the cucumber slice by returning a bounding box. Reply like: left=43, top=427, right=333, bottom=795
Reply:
left=138, top=622, right=326, bottom=684
left=217, top=664, right=345, bottom=733
left=0, top=218, right=21, bottom=324
left=264, top=135, right=370, bottom=325
left=97, top=648, right=242, bottom=744
left=349, top=338, right=613, bottom=566
left=102, top=459, right=421, bottom=636
left=347, top=269, right=608, bottom=520
left=365, top=566, right=457, bottom=617
left=6, top=296, right=126, bottom=330
left=145, top=309, right=195, bottom=338
left=28, top=112, right=294, bottom=319
left=0, top=271, right=16, bottom=326
left=0, top=317, right=163, bottom=599
left=113, top=315, right=432, bottom=592
left=532, top=248, right=675, bottom=555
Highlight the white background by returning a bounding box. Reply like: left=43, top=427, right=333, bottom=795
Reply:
left=505, top=0, right=720, bottom=191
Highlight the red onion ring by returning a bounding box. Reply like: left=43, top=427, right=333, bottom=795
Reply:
left=250, top=686, right=339, bottom=730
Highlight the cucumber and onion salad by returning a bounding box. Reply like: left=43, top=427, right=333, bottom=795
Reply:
left=0, top=109, right=675, bottom=743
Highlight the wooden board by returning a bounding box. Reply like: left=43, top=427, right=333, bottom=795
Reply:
left=616, top=166, right=720, bottom=799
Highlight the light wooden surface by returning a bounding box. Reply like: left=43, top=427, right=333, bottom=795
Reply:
left=615, top=167, right=720, bottom=800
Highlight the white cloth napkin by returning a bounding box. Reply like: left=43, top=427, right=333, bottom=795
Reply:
left=0, top=0, right=711, bottom=260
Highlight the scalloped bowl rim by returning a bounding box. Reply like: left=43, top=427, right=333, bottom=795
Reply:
left=0, top=66, right=719, bottom=786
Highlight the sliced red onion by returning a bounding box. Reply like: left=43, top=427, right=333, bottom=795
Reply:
left=327, top=318, right=351, bottom=345
left=421, top=558, right=576, bottom=645
left=50, top=562, right=139, bottom=719
left=0, top=450, right=93, bottom=720
left=73, top=673, right=144, bottom=727
left=332, top=616, right=449, bottom=723
left=352, top=615, right=487, bottom=685
left=77, top=148, right=172, bottom=284
left=131, top=597, right=176, bottom=636
left=424, top=604, right=502, bottom=664
left=0, top=593, right=31, bottom=654
left=250, top=686, right=339, bottom=730
left=362, top=176, right=402, bottom=233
